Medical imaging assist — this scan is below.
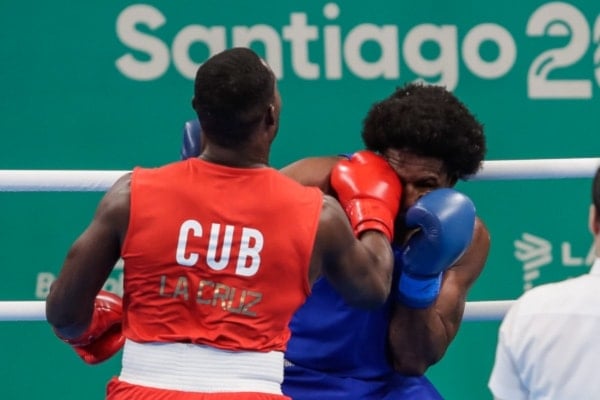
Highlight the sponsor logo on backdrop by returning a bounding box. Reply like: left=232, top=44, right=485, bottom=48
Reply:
left=514, top=232, right=595, bottom=291
left=35, top=259, right=124, bottom=300
left=115, top=2, right=600, bottom=99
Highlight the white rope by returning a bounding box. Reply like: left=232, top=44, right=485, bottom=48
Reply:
left=463, top=300, right=514, bottom=321
left=0, top=301, right=47, bottom=321
left=470, top=158, right=600, bottom=181
left=0, top=158, right=599, bottom=191
left=0, top=170, right=129, bottom=192
left=0, top=300, right=513, bottom=322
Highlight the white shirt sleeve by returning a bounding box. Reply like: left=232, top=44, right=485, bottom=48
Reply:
left=488, top=304, right=529, bottom=400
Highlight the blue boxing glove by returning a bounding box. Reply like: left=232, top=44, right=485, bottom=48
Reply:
left=397, top=188, right=476, bottom=309
left=180, top=119, right=202, bottom=160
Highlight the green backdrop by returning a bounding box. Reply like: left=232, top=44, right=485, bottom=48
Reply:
left=1, top=1, right=599, bottom=398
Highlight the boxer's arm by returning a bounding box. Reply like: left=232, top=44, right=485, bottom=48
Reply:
left=310, top=195, right=394, bottom=308
left=279, top=156, right=342, bottom=195
left=388, top=217, right=490, bottom=374
left=46, top=173, right=131, bottom=339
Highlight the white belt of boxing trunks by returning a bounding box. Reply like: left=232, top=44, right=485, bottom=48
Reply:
left=119, top=339, right=284, bottom=394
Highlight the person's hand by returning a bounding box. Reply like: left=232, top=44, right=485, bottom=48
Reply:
left=54, top=290, right=124, bottom=364
left=397, top=188, right=476, bottom=308
left=330, top=151, right=402, bottom=241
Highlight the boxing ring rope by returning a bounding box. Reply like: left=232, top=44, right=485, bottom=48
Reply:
left=0, top=299, right=515, bottom=322
left=1, top=157, right=599, bottom=322
left=0, top=158, right=598, bottom=192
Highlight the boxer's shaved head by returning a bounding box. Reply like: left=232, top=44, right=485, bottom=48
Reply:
left=192, top=47, right=277, bottom=148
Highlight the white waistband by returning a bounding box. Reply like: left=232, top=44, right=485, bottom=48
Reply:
left=119, top=339, right=284, bottom=394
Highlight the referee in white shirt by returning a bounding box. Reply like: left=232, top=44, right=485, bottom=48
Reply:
left=488, top=164, right=600, bottom=400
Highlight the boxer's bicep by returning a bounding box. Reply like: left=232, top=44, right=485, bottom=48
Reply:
left=46, top=174, right=130, bottom=328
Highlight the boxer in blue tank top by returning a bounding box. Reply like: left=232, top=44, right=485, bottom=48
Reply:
left=180, top=82, right=491, bottom=399
left=284, top=245, right=442, bottom=399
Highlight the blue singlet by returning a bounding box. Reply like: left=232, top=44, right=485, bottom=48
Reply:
left=283, top=246, right=443, bottom=399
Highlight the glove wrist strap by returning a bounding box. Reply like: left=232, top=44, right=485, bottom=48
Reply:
left=397, top=272, right=442, bottom=309
left=346, top=199, right=394, bottom=241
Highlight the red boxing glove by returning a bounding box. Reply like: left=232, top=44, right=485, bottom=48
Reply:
left=331, top=151, right=402, bottom=241
left=56, top=291, right=125, bottom=364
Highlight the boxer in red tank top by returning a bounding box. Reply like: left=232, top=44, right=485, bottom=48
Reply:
left=46, top=47, right=402, bottom=399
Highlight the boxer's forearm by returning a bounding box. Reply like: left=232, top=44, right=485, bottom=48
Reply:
left=388, top=296, right=461, bottom=374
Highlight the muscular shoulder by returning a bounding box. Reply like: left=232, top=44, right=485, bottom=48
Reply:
left=314, top=195, right=357, bottom=259
left=471, top=217, right=491, bottom=257
left=319, top=194, right=348, bottom=227
left=103, top=173, right=131, bottom=207
left=448, top=216, right=491, bottom=282
left=95, top=172, right=131, bottom=239
left=307, top=194, right=351, bottom=283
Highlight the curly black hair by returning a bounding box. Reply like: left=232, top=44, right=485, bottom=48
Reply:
left=362, top=82, right=486, bottom=180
